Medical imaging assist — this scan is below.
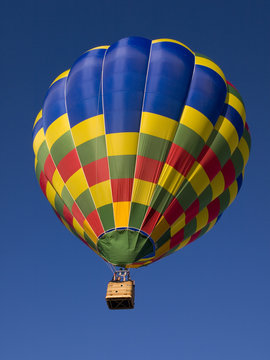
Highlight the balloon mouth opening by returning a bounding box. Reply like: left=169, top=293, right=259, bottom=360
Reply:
left=97, top=228, right=155, bottom=267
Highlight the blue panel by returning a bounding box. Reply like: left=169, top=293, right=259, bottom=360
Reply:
left=102, top=37, right=151, bottom=133
left=143, top=41, right=195, bottom=120
left=32, top=117, right=43, bottom=140
left=185, top=65, right=227, bottom=125
left=66, top=48, right=106, bottom=127
left=222, top=104, right=244, bottom=140
left=42, top=78, right=66, bottom=132
left=236, top=173, right=243, bottom=192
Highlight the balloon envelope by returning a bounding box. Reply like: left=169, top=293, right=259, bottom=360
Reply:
left=33, top=37, right=251, bottom=267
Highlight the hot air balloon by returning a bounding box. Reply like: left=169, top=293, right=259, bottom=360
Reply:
left=33, top=37, right=251, bottom=309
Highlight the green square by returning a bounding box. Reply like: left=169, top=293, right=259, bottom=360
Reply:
left=231, top=148, right=244, bottom=178
left=108, top=155, right=136, bottom=179
left=75, top=189, right=95, bottom=217
left=50, top=131, right=75, bottom=166
left=219, top=189, right=230, bottom=213
left=176, top=180, right=198, bottom=210
left=37, top=141, right=49, bottom=168
left=174, top=124, right=205, bottom=159
left=207, top=131, right=231, bottom=168
left=97, top=204, right=115, bottom=231
left=129, top=202, right=148, bottom=228
left=138, top=134, right=170, bottom=161
left=77, top=136, right=107, bottom=166
left=54, top=194, right=64, bottom=217
left=198, top=186, right=213, bottom=211
left=184, top=218, right=197, bottom=238
left=150, top=185, right=174, bottom=214
left=156, top=229, right=171, bottom=249
left=61, top=186, right=74, bottom=209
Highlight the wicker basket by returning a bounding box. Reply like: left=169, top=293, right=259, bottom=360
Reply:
left=106, top=280, right=135, bottom=310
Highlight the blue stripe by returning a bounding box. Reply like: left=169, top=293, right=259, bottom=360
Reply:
left=42, top=78, right=67, bottom=132
left=66, top=49, right=107, bottom=127
left=32, top=118, right=43, bottom=140
left=143, top=41, right=194, bottom=120
left=222, top=104, right=244, bottom=140
left=103, top=37, right=151, bottom=133
left=185, top=65, right=227, bottom=125
left=236, top=173, right=243, bottom=192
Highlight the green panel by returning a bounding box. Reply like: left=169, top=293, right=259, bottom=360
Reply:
left=35, top=161, right=42, bottom=182
left=61, top=186, right=74, bottom=209
left=207, top=131, right=231, bottom=167
left=129, top=202, right=148, bottom=228
left=173, top=124, right=205, bottom=159
left=184, top=218, right=197, bottom=238
left=227, top=84, right=244, bottom=104
left=97, top=204, right=115, bottom=231
left=198, top=186, right=213, bottom=211
left=54, top=193, right=65, bottom=217
left=176, top=180, right=198, bottom=210
left=199, top=222, right=210, bottom=237
left=138, top=134, right=170, bottom=161
left=108, top=155, right=136, bottom=179
left=218, top=189, right=230, bottom=213
left=150, top=185, right=174, bottom=214
left=37, top=141, right=49, bottom=168
left=75, top=189, right=96, bottom=217
left=77, top=136, right=107, bottom=166
left=50, top=131, right=75, bottom=165
left=231, top=148, right=244, bottom=178
left=242, top=127, right=251, bottom=150
left=84, top=233, right=97, bottom=250
left=97, top=229, right=154, bottom=266
left=156, top=229, right=171, bottom=249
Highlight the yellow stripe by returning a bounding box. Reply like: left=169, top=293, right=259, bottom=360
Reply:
left=158, top=164, right=185, bottom=195
left=106, top=132, right=139, bottom=156
left=151, top=216, right=170, bottom=242
left=238, top=138, right=250, bottom=166
left=83, top=220, right=98, bottom=245
left=45, top=182, right=56, bottom=210
left=187, top=162, right=210, bottom=196
left=170, top=213, right=185, bottom=237
left=52, top=170, right=65, bottom=195
left=72, top=218, right=85, bottom=239
left=65, top=168, right=89, bottom=200
left=132, top=179, right=156, bottom=206
left=50, top=70, right=70, bottom=87
left=33, top=109, right=42, bottom=129
left=216, top=116, right=239, bottom=154
left=140, top=112, right=178, bottom=141
left=113, top=202, right=130, bottom=228
left=228, top=181, right=238, bottom=206
left=226, top=93, right=246, bottom=123
left=71, top=115, right=105, bottom=146
left=90, top=180, right=112, bottom=208
left=152, top=38, right=194, bottom=54
left=210, top=172, right=225, bottom=199
left=195, top=208, right=209, bottom=231
left=33, top=128, right=45, bottom=155
left=46, top=114, right=70, bottom=149
left=87, top=45, right=109, bottom=52
left=195, top=55, right=226, bottom=83
left=180, top=106, right=213, bottom=142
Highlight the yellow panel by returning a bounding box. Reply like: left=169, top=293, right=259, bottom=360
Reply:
left=228, top=181, right=238, bottom=206
left=46, top=114, right=70, bottom=149
left=113, top=201, right=131, bottom=228
left=210, top=172, right=225, bottom=199
left=132, top=179, right=156, bottom=206
left=140, top=112, right=178, bottom=141
left=217, top=116, right=239, bottom=154
left=72, top=218, right=85, bottom=239
left=187, top=162, right=210, bottom=196
left=106, top=132, right=139, bottom=156
left=87, top=45, right=109, bottom=52
left=152, top=39, right=194, bottom=54
left=34, top=157, right=38, bottom=169
left=52, top=170, right=65, bottom=195
left=33, top=128, right=45, bottom=155
left=90, top=180, right=112, bottom=208
left=45, top=181, right=56, bottom=210
left=175, top=237, right=191, bottom=251
left=65, top=168, right=88, bottom=199
left=155, top=241, right=170, bottom=258
left=50, top=70, right=70, bottom=87
left=195, top=56, right=226, bottom=83
left=33, top=109, right=42, bottom=129
left=158, top=164, right=185, bottom=195
left=238, top=138, right=250, bottom=166
left=151, top=216, right=170, bottom=242
left=180, top=106, right=213, bottom=142
left=71, top=115, right=105, bottom=146
left=171, top=213, right=186, bottom=237
left=208, top=218, right=217, bottom=231
left=227, top=93, right=246, bottom=123
left=196, top=208, right=209, bottom=231
left=83, top=220, right=98, bottom=244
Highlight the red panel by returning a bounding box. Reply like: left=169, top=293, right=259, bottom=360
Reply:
left=111, top=178, right=133, bottom=202
left=86, top=210, right=104, bottom=237
left=57, top=149, right=81, bottom=182
left=189, top=230, right=201, bottom=244
left=72, top=202, right=86, bottom=227
left=166, top=144, right=195, bottom=176
left=185, top=199, right=200, bottom=224
left=83, top=157, right=109, bottom=187
left=207, top=198, right=220, bottom=222
left=44, top=154, right=56, bottom=182
left=135, top=156, right=163, bottom=183
left=222, top=159, right=236, bottom=189
left=39, top=171, right=48, bottom=196
left=170, top=229, right=184, bottom=249
left=141, top=207, right=161, bottom=235
left=197, top=145, right=221, bottom=181
left=63, top=204, right=74, bottom=227
left=163, top=198, right=184, bottom=225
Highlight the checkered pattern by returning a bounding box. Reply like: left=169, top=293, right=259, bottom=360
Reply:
left=33, top=38, right=251, bottom=268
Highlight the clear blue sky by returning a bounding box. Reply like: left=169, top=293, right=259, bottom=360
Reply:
left=1, top=0, right=269, bottom=359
